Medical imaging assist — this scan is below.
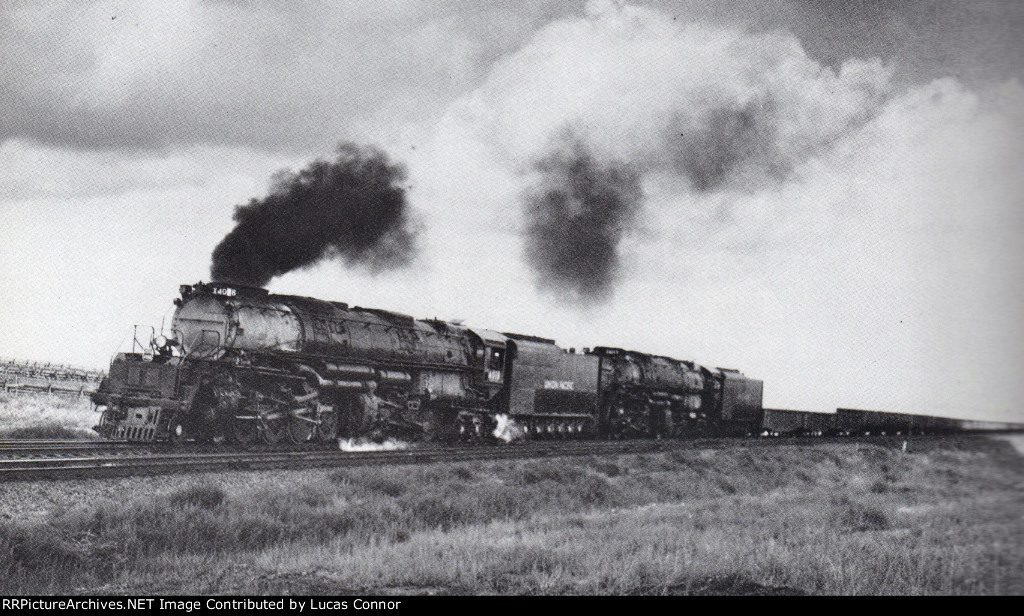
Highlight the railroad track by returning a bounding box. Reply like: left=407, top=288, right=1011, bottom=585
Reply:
left=0, top=439, right=138, bottom=457
left=0, top=434, right=979, bottom=482
left=0, top=439, right=665, bottom=481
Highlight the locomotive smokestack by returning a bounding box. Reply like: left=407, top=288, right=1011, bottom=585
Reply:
left=524, top=137, right=642, bottom=304
left=210, top=143, right=416, bottom=287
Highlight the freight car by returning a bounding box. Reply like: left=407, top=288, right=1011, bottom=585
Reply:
left=91, top=282, right=1024, bottom=445
left=759, top=408, right=1023, bottom=437
left=761, top=408, right=835, bottom=436
left=835, top=408, right=979, bottom=436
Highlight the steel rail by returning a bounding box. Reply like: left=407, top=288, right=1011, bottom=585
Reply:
left=0, top=440, right=666, bottom=481
left=0, top=434, right=982, bottom=482
left=0, top=439, right=128, bottom=446
left=0, top=439, right=136, bottom=456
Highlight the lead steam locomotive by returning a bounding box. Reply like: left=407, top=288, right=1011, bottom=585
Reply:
left=91, top=282, right=1021, bottom=445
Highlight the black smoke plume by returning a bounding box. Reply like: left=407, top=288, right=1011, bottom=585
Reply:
left=524, top=141, right=643, bottom=303
left=669, top=98, right=780, bottom=192
left=210, top=143, right=416, bottom=287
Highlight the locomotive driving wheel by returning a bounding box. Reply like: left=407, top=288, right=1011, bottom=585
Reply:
left=287, top=411, right=316, bottom=444
left=286, top=381, right=319, bottom=444
left=257, top=401, right=287, bottom=445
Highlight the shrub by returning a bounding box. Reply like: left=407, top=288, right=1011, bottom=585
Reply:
left=353, top=471, right=409, bottom=497
left=167, top=484, right=226, bottom=509
left=832, top=496, right=891, bottom=532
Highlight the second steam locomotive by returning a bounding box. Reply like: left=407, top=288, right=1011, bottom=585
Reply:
left=92, top=282, right=763, bottom=445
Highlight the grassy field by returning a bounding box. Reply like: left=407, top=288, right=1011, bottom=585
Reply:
left=1, top=434, right=1020, bottom=595
left=0, top=393, right=97, bottom=439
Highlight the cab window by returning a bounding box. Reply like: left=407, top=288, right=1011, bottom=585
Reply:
left=488, top=348, right=504, bottom=371
left=484, top=347, right=504, bottom=382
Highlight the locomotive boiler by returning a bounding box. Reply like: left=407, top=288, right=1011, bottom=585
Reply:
left=91, top=282, right=766, bottom=445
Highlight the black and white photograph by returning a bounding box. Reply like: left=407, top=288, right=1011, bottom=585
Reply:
left=1, top=0, right=1022, bottom=598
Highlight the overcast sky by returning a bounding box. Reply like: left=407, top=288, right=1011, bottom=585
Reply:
left=2, top=0, right=1022, bottom=420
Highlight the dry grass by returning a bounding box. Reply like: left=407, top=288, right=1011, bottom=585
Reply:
left=0, top=436, right=1021, bottom=595
left=0, top=393, right=98, bottom=439
left=251, top=490, right=1021, bottom=595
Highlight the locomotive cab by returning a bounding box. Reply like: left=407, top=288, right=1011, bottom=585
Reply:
left=467, top=328, right=508, bottom=393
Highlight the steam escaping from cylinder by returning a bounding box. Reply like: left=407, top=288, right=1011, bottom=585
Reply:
left=338, top=437, right=410, bottom=452
left=492, top=413, right=527, bottom=443
left=524, top=138, right=643, bottom=303
left=210, top=143, right=416, bottom=287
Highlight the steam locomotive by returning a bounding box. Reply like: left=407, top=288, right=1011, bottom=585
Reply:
left=91, top=282, right=1022, bottom=445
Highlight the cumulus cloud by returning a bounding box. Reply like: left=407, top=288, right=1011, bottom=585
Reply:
left=782, top=0, right=1024, bottom=86
left=0, top=0, right=566, bottom=153
left=409, top=1, right=1023, bottom=418
left=622, top=77, right=1024, bottom=418
left=446, top=1, right=891, bottom=302
left=3, top=0, right=1018, bottom=154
